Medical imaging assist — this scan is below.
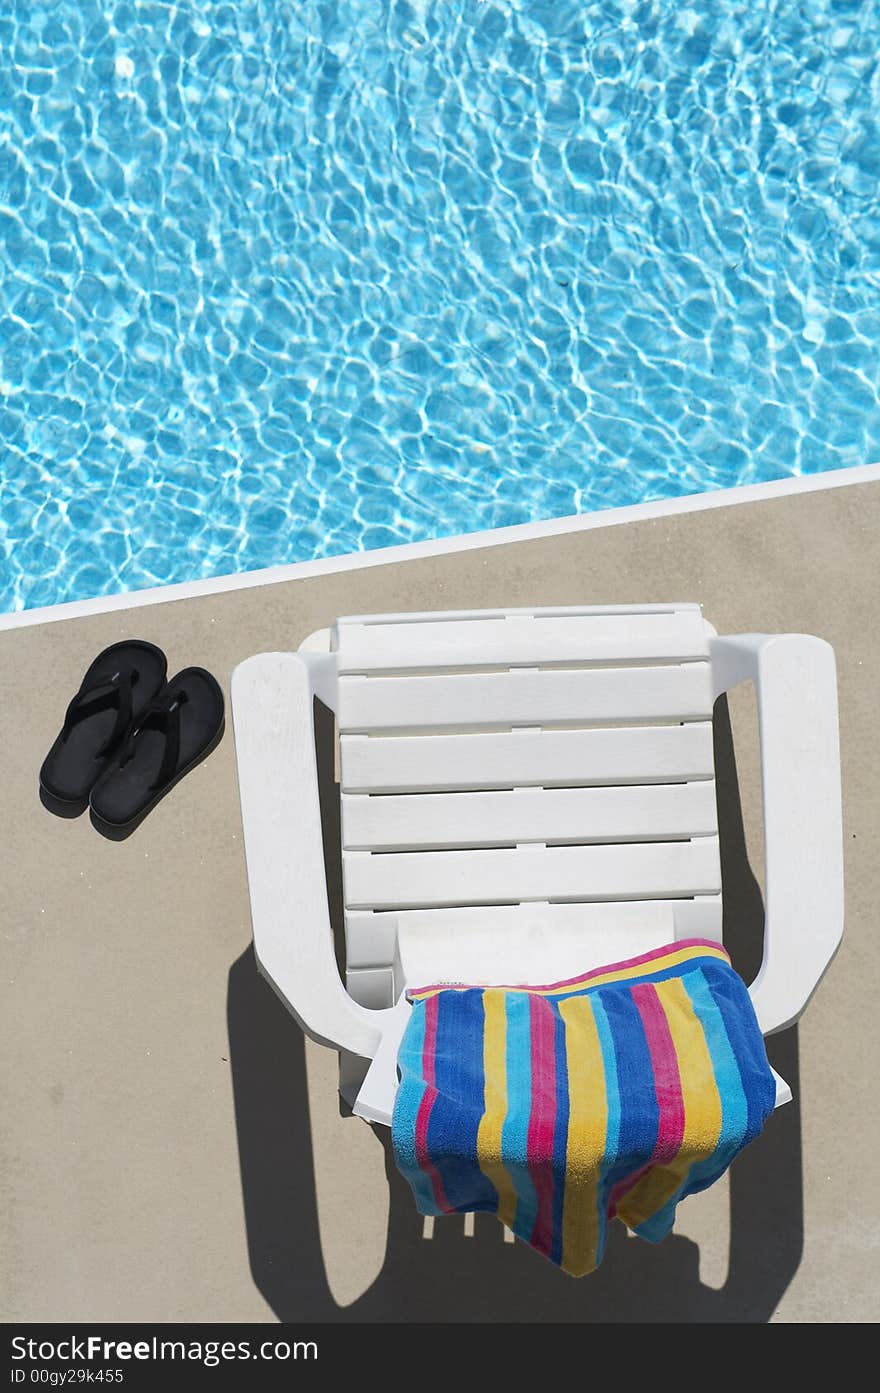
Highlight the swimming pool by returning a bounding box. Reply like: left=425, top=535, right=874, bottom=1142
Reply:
left=1, top=0, right=879, bottom=612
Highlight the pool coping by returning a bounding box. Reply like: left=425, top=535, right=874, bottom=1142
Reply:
left=3, top=459, right=879, bottom=632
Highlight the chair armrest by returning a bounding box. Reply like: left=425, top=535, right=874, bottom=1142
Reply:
left=231, top=651, right=387, bottom=1058
left=710, top=633, right=844, bottom=1033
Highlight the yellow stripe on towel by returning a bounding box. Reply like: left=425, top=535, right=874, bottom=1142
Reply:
left=477, top=990, right=518, bottom=1229
left=559, top=997, right=608, bottom=1277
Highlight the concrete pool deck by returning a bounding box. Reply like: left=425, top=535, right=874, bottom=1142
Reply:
left=2, top=475, right=879, bottom=1323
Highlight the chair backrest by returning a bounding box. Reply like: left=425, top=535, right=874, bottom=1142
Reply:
left=333, top=605, right=722, bottom=1006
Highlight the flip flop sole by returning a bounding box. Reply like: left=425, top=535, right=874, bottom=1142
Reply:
left=89, top=716, right=226, bottom=838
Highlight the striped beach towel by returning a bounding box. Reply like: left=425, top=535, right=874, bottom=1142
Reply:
left=392, top=939, right=776, bottom=1276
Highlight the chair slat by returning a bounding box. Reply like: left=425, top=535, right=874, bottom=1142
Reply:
left=343, top=898, right=724, bottom=970
left=335, top=609, right=709, bottom=672
left=340, top=722, right=715, bottom=793
left=342, top=837, right=721, bottom=909
left=342, top=781, right=718, bottom=850
left=337, top=662, right=713, bottom=733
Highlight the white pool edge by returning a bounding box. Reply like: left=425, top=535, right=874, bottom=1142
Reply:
left=3, top=461, right=879, bottom=633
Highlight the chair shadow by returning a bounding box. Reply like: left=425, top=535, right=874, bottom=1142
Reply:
left=226, top=695, right=803, bottom=1322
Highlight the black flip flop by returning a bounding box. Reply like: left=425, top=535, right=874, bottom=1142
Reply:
left=40, top=640, right=168, bottom=811
left=89, top=667, right=225, bottom=832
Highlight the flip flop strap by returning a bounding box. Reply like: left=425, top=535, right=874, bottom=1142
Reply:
left=153, top=696, right=182, bottom=790
left=122, top=695, right=182, bottom=791
left=62, top=672, right=134, bottom=757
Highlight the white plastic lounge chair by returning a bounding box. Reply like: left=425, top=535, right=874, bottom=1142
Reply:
left=232, top=605, right=843, bottom=1126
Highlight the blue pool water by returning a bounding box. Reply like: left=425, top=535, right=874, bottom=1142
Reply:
left=2, top=1, right=879, bottom=611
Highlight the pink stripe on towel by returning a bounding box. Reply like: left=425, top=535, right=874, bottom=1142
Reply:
left=527, top=994, right=559, bottom=1258
left=414, top=994, right=453, bottom=1214
left=609, top=983, right=685, bottom=1213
